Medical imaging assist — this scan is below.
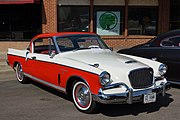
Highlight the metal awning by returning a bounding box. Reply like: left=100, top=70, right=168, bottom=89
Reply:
left=0, top=0, right=40, bottom=4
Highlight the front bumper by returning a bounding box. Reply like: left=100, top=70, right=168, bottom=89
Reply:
left=92, top=82, right=171, bottom=104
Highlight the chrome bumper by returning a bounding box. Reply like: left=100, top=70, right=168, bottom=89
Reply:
left=92, top=82, right=171, bottom=104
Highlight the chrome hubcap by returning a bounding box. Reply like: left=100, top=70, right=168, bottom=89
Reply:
left=75, top=84, right=90, bottom=108
left=17, top=64, right=24, bottom=81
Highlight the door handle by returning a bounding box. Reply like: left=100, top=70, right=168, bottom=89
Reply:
left=31, top=56, right=36, bottom=60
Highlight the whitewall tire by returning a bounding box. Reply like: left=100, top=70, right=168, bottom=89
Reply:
left=72, top=81, right=98, bottom=113
left=15, top=63, right=29, bottom=84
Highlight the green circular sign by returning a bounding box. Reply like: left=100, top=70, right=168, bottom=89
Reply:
left=99, top=12, right=118, bottom=30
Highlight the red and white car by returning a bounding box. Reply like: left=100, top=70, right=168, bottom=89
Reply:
left=7, top=32, right=170, bottom=113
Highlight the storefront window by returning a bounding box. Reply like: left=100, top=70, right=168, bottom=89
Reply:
left=0, top=5, right=10, bottom=40
left=170, top=0, right=180, bottom=30
left=58, top=6, right=89, bottom=32
left=128, top=7, right=158, bottom=36
left=94, top=6, right=124, bottom=36
left=0, top=4, right=41, bottom=40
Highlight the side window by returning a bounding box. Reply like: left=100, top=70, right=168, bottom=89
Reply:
left=33, top=38, right=56, bottom=55
left=161, top=36, right=180, bottom=47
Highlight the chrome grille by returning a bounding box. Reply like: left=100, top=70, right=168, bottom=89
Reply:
left=128, top=68, right=153, bottom=89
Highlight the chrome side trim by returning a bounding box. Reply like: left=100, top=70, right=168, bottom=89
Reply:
left=24, top=73, right=66, bottom=93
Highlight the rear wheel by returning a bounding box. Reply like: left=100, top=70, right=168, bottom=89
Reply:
left=15, top=63, right=29, bottom=84
left=72, top=81, right=98, bottom=113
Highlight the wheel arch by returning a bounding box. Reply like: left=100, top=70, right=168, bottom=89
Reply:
left=66, top=76, right=90, bottom=96
left=13, top=61, right=20, bottom=70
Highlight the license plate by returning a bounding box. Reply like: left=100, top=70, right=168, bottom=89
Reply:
left=143, top=92, right=156, bottom=104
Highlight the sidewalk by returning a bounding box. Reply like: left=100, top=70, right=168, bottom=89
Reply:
left=0, top=61, right=13, bottom=73
left=0, top=52, right=13, bottom=73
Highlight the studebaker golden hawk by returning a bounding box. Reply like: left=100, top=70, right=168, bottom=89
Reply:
left=7, top=32, right=170, bottom=113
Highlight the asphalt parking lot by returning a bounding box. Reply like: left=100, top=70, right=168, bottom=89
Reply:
left=0, top=71, right=179, bottom=120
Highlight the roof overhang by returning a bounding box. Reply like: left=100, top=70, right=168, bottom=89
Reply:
left=0, top=0, right=40, bottom=4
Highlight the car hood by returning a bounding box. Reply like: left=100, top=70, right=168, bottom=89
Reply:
left=60, top=49, right=149, bottom=85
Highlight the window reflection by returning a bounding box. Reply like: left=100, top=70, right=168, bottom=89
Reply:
left=161, top=36, right=180, bottom=47
left=0, top=4, right=41, bottom=40
left=58, top=6, right=89, bottom=32
left=170, top=0, right=180, bottom=30
left=128, top=7, right=158, bottom=36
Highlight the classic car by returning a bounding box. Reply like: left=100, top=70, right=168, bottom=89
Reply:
left=7, top=32, right=170, bottom=113
left=118, top=29, right=180, bottom=85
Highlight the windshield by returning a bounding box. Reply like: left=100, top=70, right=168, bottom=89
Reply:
left=56, top=35, right=109, bottom=52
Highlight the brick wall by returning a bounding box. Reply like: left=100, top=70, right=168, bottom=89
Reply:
left=0, top=38, right=151, bottom=53
left=0, top=42, right=29, bottom=52
left=103, top=36, right=153, bottom=50
left=0, top=42, right=29, bottom=60
left=42, top=0, right=57, bottom=33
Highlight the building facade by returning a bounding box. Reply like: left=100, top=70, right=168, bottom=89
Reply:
left=0, top=0, right=180, bottom=52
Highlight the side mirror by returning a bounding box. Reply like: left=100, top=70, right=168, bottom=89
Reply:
left=50, top=51, right=56, bottom=58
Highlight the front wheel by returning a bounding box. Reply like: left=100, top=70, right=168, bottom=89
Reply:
left=15, top=63, right=29, bottom=84
left=72, top=81, right=98, bottom=113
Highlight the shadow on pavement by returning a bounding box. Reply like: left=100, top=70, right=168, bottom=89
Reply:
left=171, top=84, right=180, bottom=89
left=31, top=80, right=173, bottom=116
left=31, top=81, right=72, bottom=101
left=98, top=93, right=173, bottom=116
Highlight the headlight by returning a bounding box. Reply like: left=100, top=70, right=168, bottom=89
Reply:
left=99, top=71, right=111, bottom=86
left=159, top=64, right=168, bottom=76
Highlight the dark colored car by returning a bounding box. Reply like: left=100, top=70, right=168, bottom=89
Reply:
left=118, top=29, right=180, bottom=85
